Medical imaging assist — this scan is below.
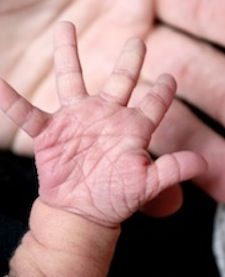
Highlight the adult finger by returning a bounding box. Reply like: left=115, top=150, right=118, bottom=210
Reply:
left=156, top=0, right=225, bottom=46
left=136, top=74, right=176, bottom=132
left=54, top=21, right=87, bottom=105
left=143, top=26, right=225, bottom=126
left=100, top=38, right=146, bottom=105
left=144, top=151, right=207, bottom=203
left=151, top=99, right=225, bottom=202
left=0, top=78, right=49, bottom=137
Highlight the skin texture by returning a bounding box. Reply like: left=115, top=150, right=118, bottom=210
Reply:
left=0, top=0, right=225, bottom=214
left=9, top=200, right=121, bottom=276
left=0, top=21, right=207, bottom=276
left=0, top=22, right=206, bottom=227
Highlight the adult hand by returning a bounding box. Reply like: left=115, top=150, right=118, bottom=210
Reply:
left=0, top=22, right=206, bottom=227
left=0, top=0, right=225, bottom=211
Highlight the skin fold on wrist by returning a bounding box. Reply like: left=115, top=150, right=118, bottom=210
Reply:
left=9, top=198, right=121, bottom=277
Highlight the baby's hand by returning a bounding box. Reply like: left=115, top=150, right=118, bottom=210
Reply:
left=0, top=22, right=206, bottom=227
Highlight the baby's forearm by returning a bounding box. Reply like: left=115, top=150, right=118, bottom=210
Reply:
left=9, top=199, right=120, bottom=277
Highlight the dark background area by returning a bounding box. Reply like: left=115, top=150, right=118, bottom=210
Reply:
left=0, top=150, right=219, bottom=276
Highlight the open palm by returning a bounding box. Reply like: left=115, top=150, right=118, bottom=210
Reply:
left=0, top=22, right=206, bottom=227
left=2, top=0, right=225, bottom=215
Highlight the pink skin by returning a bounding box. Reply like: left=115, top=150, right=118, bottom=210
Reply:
left=0, top=22, right=206, bottom=227
left=1, top=1, right=225, bottom=218
left=1, top=1, right=225, bottom=217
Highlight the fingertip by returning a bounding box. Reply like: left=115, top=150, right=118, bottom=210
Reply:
left=174, top=151, right=208, bottom=178
left=55, top=21, right=76, bottom=32
left=152, top=151, right=208, bottom=194
left=157, top=73, right=177, bottom=93
left=54, top=21, right=77, bottom=46
left=150, top=73, right=176, bottom=109
left=193, top=152, right=208, bottom=174
left=125, top=37, right=146, bottom=54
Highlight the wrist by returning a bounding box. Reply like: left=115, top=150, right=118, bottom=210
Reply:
left=10, top=199, right=120, bottom=277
